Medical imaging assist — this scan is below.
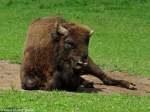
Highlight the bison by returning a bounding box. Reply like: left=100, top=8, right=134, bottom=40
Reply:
left=20, top=16, right=136, bottom=91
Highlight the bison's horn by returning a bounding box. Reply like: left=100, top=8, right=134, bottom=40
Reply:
left=90, top=30, right=94, bottom=36
left=58, top=25, right=69, bottom=36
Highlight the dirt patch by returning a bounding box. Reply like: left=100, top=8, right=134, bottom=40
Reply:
left=0, top=60, right=150, bottom=96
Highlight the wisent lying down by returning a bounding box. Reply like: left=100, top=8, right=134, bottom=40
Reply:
left=20, top=16, right=136, bottom=91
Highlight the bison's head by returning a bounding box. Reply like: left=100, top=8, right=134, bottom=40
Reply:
left=52, top=22, right=93, bottom=70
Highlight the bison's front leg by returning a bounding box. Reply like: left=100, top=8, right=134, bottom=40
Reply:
left=83, top=57, right=136, bottom=90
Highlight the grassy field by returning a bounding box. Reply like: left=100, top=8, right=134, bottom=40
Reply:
left=0, top=90, right=150, bottom=112
left=0, top=0, right=150, bottom=111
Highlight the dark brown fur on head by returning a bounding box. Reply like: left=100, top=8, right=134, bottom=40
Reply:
left=53, top=22, right=92, bottom=70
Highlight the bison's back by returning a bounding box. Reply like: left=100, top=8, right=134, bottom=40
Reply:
left=25, top=16, right=65, bottom=50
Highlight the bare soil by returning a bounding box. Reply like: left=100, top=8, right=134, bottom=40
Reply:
left=0, top=60, right=150, bottom=96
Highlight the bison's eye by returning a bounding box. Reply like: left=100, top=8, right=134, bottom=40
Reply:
left=64, top=41, right=75, bottom=50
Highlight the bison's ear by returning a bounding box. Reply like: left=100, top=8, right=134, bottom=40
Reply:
left=57, top=25, right=69, bottom=36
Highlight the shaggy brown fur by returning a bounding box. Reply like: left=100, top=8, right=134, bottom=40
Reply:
left=20, top=16, right=136, bottom=91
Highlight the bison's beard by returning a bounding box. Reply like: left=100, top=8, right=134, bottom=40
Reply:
left=53, top=59, right=81, bottom=91
left=52, top=45, right=82, bottom=89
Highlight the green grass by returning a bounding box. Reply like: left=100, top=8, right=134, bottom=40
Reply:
left=0, top=0, right=150, bottom=112
left=0, top=90, right=150, bottom=112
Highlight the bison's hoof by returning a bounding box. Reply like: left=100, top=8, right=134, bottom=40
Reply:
left=128, top=83, right=137, bottom=90
left=120, top=80, right=137, bottom=90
